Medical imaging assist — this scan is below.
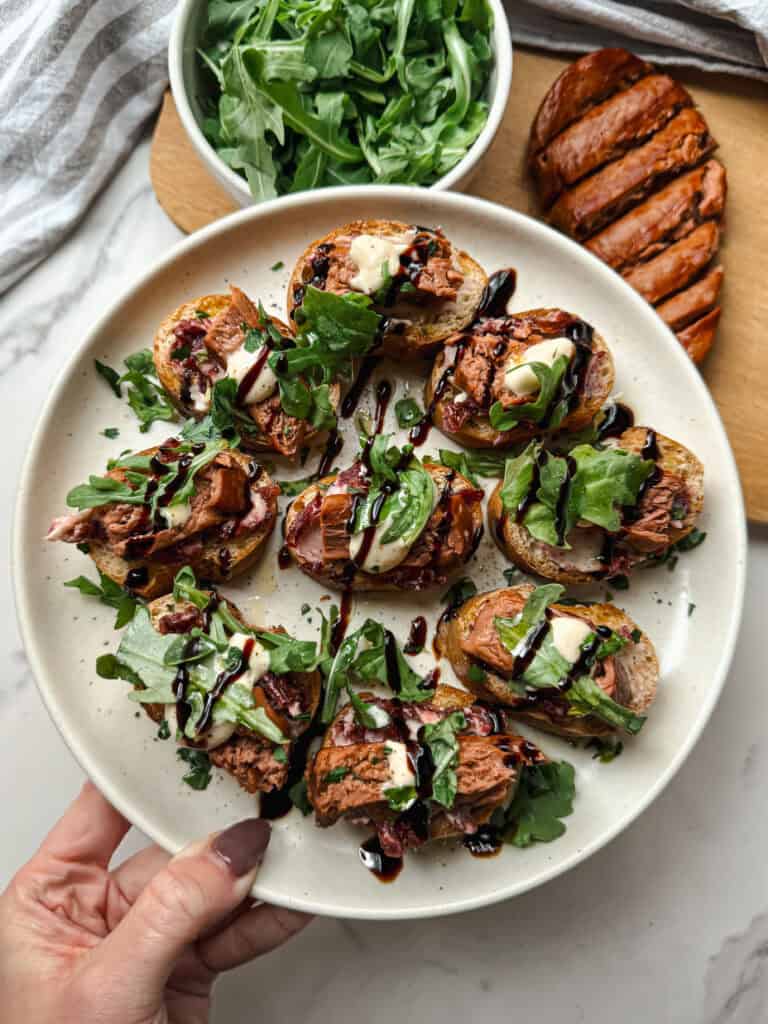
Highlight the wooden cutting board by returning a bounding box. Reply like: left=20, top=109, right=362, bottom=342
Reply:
left=150, top=46, right=768, bottom=521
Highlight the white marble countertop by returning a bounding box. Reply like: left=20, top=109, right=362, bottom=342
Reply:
left=2, top=138, right=766, bottom=1023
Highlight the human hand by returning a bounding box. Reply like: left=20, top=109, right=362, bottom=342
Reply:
left=0, top=781, right=311, bottom=1023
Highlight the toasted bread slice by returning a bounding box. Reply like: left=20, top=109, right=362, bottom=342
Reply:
left=86, top=447, right=277, bottom=600
left=152, top=290, right=339, bottom=458
left=437, top=584, right=659, bottom=739
left=286, top=219, right=487, bottom=359
left=487, top=427, right=704, bottom=584
left=425, top=309, right=615, bottom=449
left=284, top=462, right=484, bottom=592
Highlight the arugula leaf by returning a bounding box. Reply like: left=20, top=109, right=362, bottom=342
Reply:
left=95, top=359, right=122, bottom=397
left=254, top=630, right=320, bottom=675
left=177, top=748, right=212, bottom=790
left=347, top=687, right=392, bottom=729
left=441, top=576, right=477, bottom=609
left=278, top=474, right=317, bottom=497
left=172, top=567, right=212, bottom=610
left=586, top=736, right=624, bottom=763
left=434, top=447, right=506, bottom=486
left=289, top=778, right=313, bottom=815
left=503, top=761, right=575, bottom=847
left=488, top=357, right=569, bottom=432
left=395, top=397, right=425, bottom=429
left=384, top=785, right=418, bottom=812
left=567, top=675, right=645, bottom=735
left=65, top=571, right=139, bottom=629
left=421, top=711, right=466, bottom=808
left=500, top=443, right=654, bottom=549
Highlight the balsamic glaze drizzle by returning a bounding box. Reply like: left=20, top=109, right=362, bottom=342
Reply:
left=475, top=268, right=517, bottom=319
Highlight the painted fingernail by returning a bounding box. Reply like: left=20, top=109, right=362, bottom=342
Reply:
left=213, top=818, right=271, bottom=877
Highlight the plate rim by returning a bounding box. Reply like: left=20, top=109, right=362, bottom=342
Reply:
left=12, top=185, right=747, bottom=919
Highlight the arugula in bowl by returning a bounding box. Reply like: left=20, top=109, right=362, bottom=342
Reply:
left=197, top=0, right=495, bottom=199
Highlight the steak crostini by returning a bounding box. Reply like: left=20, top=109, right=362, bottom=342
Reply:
left=48, top=438, right=278, bottom=599
left=487, top=426, right=704, bottom=583
left=425, top=308, right=614, bottom=449
left=287, top=219, right=487, bottom=359
left=436, top=584, right=658, bottom=739
left=284, top=437, right=484, bottom=591
left=99, top=577, right=321, bottom=794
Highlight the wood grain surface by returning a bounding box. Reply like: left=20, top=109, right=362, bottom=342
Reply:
left=150, top=47, right=768, bottom=521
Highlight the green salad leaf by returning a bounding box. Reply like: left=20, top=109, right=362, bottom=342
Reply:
left=430, top=447, right=507, bottom=486
left=421, top=711, right=466, bottom=808
left=501, top=761, right=575, bottom=847
left=499, top=442, right=655, bottom=548
left=177, top=748, right=213, bottom=790
left=198, top=0, right=494, bottom=199
left=95, top=350, right=177, bottom=434
left=488, top=357, right=570, bottom=432
left=394, top=397, right=425, bottom=429
left=494, top=585, right=645, bottom=735
left=320, top=619, right=430, bottom=722
left=64, top=571, right=139, bottom=629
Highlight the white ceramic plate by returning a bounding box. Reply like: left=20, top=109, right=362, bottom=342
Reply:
left=14, top=187, right=746, bottom=920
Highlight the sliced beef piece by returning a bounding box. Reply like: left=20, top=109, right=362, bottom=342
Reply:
left=203, top=285, right=262, bottom=362
left=309, top=742, right=395, bottom=827
left=677, top=306, right=721, bottom=363
left=308, top=736, right=517, bottom=834
left=320, top=491, right=355, bottom=561
left=460, top=589, right=528, bottom=677
left=534, top=74, right=692, bottom=207
left=623, top=469, right=688, bottom=552
left=94, top=503, right=152, bottom=550
left=209, top=732, right=288, bottom=794
left=452, top=333, right=498, bottom=406
left=548, top=108, right=716, bottom=240
left=287, top=490, right=324, bottom=573
left=249, top=395, right=309, bottom=459
left=657, top=266, right=723, bottom=331
left=529, top=48, right=652, bottom=157
left=158, top=607, right=204, bottom=634
left=412, top=256, right=463, bottom=300
left=622, top=220, right=719, bottom=305
left=585, top=160, right=726, bottom=271
left=435, top=492, right=483, bottom=568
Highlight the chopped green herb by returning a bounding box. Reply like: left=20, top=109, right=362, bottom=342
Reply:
left=501, top=761, right=575, bottom=846
left=441, top=577, right=477, bottom=608
left=289, top=778, right=313, bottom=816
left=385, top=785, right=417, bottom=812
left=271, top=261, right=284, bottom=271
left=610, top=575, right=630, bottom=590
left=195, top=309, right=211, bottom=319
left=157, top=719, right=171, bottom=740
left=586, top=737, right=624, bottom=763
left=323, top=766, right=350, bottom=785
left=64, top=571, right=139, bottom=629
left=101, top=428, right=120, bottom=439
left=177, top=748, right=212, bottom=790
left=467, top=663, right=487, bottom=684
left=630, top=628, right=642, bottom=643
left=395, top=397, right=425, bottom=429
left=273, top=745, right=288, bottom=763
left=94, top=359, right=122, bottom=397
left=688, top=602, right=696, bottom=617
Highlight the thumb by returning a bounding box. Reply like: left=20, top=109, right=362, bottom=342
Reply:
left=90, top=818, right=270, bottom=1007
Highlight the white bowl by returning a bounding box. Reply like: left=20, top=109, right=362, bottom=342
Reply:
left=14, top=186, right=745, bottom=920
left=168, top=0, right=513, bottom=205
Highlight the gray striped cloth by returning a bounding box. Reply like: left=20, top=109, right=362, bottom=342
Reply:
left=0, top=0, right=174, bottom=296
left=1, top=0, right=766, bottom=299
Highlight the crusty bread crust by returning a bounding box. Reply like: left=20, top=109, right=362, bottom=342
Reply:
left=88, top=447, right=277, bottom=600
left=284, top=463, right=484, bottom=592
left=286, top=219, right=487, bottom=359
left=152, top=293, right=339, bottom=455
left=425, top=311, right=615, bottom=448
left=436, top=584, right=659, bottom=738
left=487, top=426, right=705, bottom=583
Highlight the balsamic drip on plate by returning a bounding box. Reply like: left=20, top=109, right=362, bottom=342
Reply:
left=475, top=268, right=517, bottom=319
